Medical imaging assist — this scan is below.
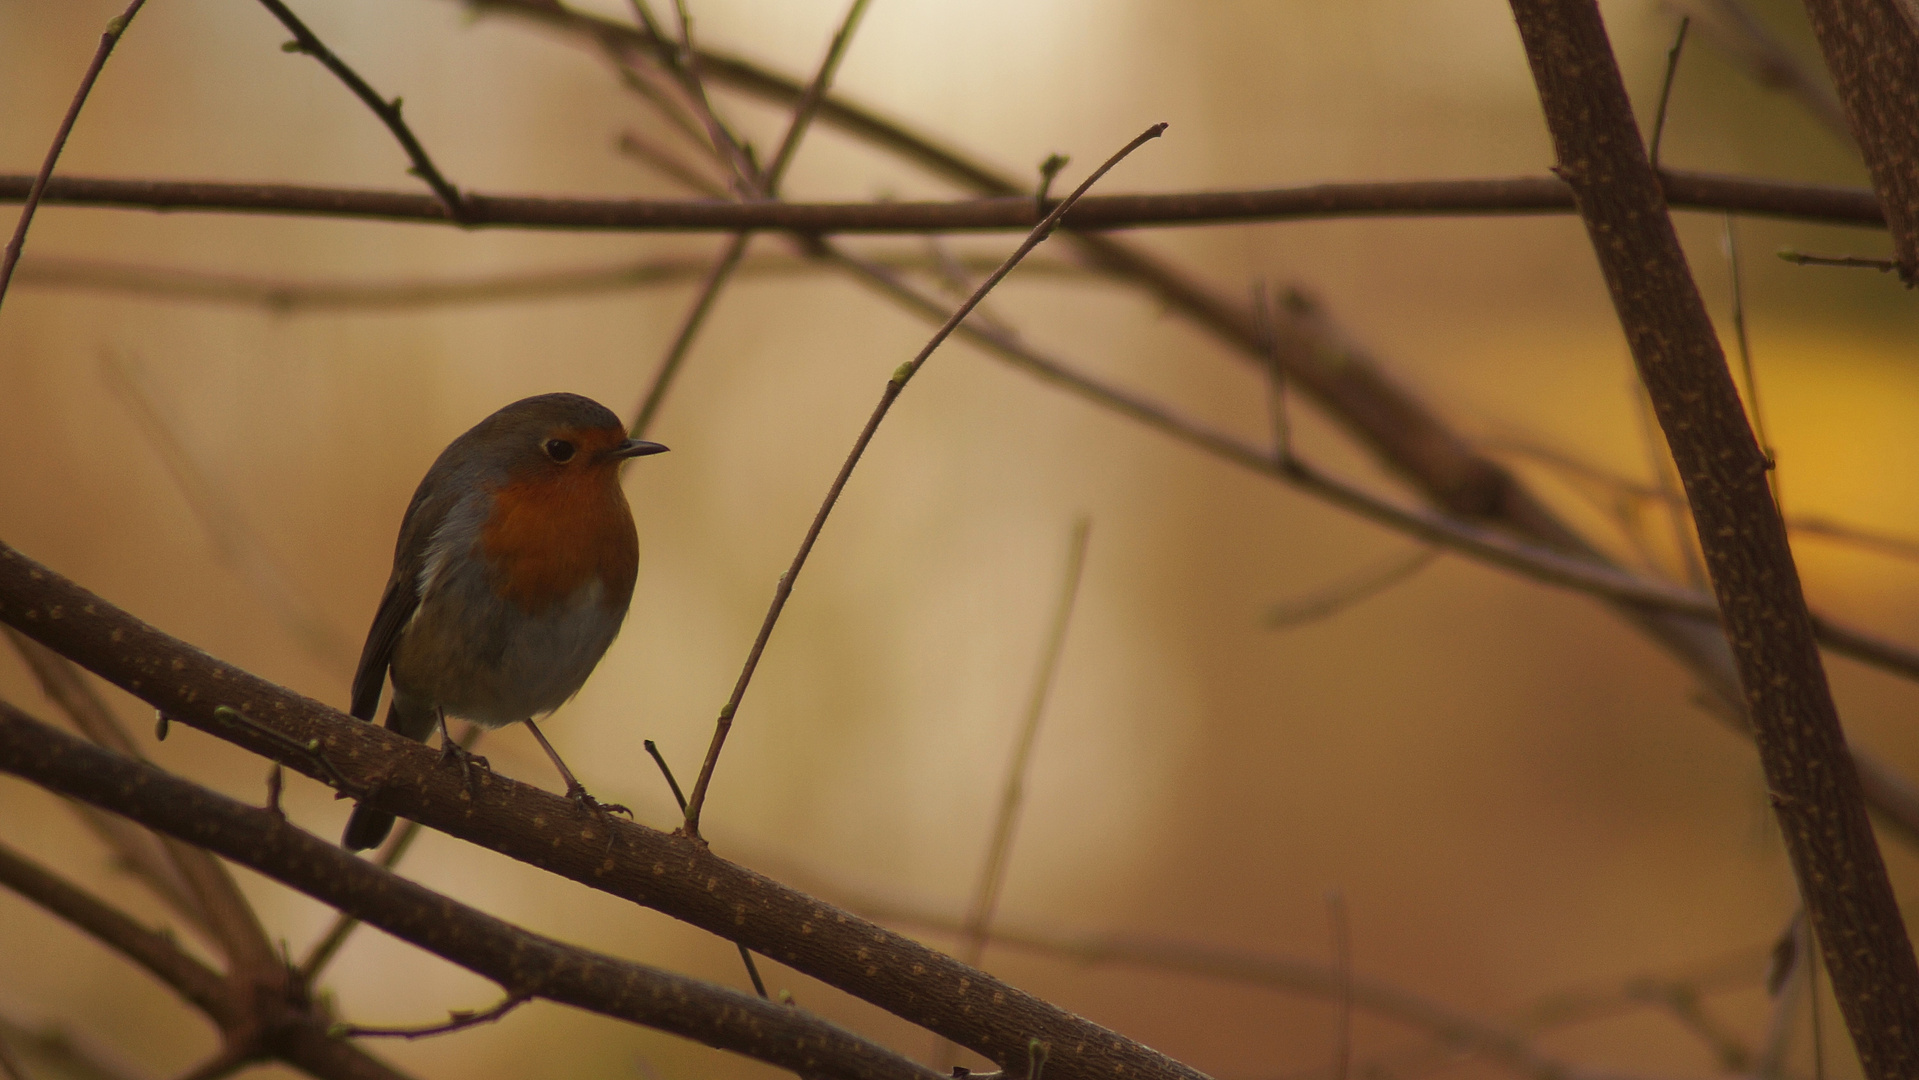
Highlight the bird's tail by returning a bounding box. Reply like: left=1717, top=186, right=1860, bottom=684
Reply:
left=342, top=804, right=397, bottom=852
left=341, top=696, right=439, bottom=851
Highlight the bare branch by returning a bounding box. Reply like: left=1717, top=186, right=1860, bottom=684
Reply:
left=0, top=169, right=1885, bottom=231
left=336, top=995, right=527, bottom=1039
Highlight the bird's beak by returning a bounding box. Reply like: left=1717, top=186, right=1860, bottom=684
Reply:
left=604, top=438, right=669, bottom=461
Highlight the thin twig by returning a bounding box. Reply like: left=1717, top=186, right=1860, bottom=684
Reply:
left=962, top=517, right=1090, bottom=962
left=1658, top=0, right=1853, bottom=142
left=660, top=0, right=758, bottom=191
left=610, top=48, right=730, bottom=157
left=932, top=518, right=1092, bottom=1070
left=1723, top=215, right=1778, bottom=508
left=1754, top=912, right=1808, bottom=1078
left=679, top=124, right=1166, bottom=838
left=1777, top=249, right=1899, bottom=271
left=616, top=129, right=732, bottom=199
left=0, top=0, right=146, bottom=316
left=1494, top=436, right=1919, bottom=566
left=1327, top=891, right=1352, bottom=1080
left=1648, top=17, right=1690, bottom=170
left=336, top=994, right=528, bottom=1039
left=640, top=740, right=770, bottom=999
left=628, top=0, right=874, bottom=440
left=254, top=0, right=470, bottom=222
left=1265, top=548, right=1439, bottom=629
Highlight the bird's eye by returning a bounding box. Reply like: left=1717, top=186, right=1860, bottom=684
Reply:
left=543, top=439, right=576, bottom=463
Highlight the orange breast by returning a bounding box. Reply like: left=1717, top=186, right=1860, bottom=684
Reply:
left=479, top=463, right=639, bottom=613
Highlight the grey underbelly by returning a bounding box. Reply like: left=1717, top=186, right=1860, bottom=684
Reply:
left=390, top=566, right=623, bottom=728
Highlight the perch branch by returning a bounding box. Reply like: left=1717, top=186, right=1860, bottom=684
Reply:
left=0, top=540, right=1212, bottom=1080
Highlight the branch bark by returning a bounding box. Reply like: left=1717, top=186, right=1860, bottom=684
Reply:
left=1504, top=2, right=1919, bottom=1077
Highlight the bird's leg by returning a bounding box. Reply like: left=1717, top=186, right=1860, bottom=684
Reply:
left=436, top=710, right=490, bottom=783
left=524, top=720, right=631, bottom=819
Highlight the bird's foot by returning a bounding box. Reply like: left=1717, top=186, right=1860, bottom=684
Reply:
left=566, top=783, right=632, bottom=820
left=438, top=738, right=492, bottom=787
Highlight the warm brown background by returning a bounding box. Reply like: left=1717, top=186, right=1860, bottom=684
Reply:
left=1, top=1, right=1915, bottom=1078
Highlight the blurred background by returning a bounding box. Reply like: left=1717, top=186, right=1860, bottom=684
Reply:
left=1, top=1, right=1915, bottom=1078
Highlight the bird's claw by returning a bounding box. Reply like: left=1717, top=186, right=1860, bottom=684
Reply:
left=438, top=739, right=491, bottom=786
left=567, top=785, right=632, bottom=820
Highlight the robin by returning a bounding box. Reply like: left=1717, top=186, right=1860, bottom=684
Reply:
left=341, top=392, right=667, bottom=851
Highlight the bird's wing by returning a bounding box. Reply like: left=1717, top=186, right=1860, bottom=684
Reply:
left=348, top=571, right=417, bottom=721
left=348, top=473, right=459, bottom=721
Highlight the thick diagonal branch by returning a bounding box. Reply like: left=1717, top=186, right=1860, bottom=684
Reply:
left=1505, top=2, right=1919, bottom=1077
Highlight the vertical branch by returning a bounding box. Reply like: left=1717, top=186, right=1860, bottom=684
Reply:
left=933, top=518, right=1091, bottom=1070
left=1504, top=4, right=1919, bottom=1078
left=678, top=124, right=1165, bottom=838
left=0, top=0, right=147, bottom=315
